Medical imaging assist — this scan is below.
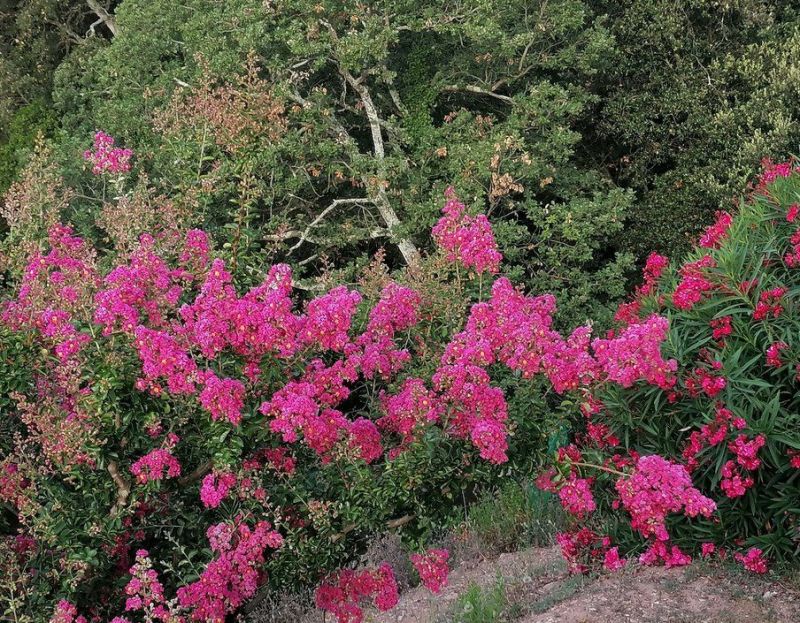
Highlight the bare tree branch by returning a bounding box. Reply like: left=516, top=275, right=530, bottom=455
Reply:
left=441, top=84, right=515, bottom=104
left=319, top=20, right=421, bottom=267
left=108, top=461, right=130, bottom=516
left=287, top=197, right=373, bottom=254
left=86, top=0, right=119, bottom=36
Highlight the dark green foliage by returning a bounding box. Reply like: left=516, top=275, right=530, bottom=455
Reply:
left=0, top=99, right=56, bottom=196
left=42, top=0, right=631, bottom=327
left=589, top=0, right=800, bottom=258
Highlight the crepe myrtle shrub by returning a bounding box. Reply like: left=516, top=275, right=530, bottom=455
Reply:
left=0, top=167, right=586, bottom=621
left=542, top=161, right=800, bottom=572
left=0, top=142, right=700, bottom=620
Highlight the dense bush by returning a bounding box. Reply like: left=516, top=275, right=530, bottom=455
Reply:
left=0, top=146, right=577, bottom=621
left=589, top=0, right=800, bottom=258
left=44, top=0, right=632, bottom=327
left=4, top=1, right=800, bottom=620
left=545, top=162, right=800, bottom=571
left=0, top=100, right=56, bottom=198
left=7, top=3, right=800, bottom=288
left=0, top=132, right=704, bottom=622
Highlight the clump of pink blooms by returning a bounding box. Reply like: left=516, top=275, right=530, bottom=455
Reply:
left=698, top=211, right=733, bottom=248
left=2, top=224, right=98, bottom=364
left=557, top=475, right=596, bottom=518
left=735, top=547, right=768, bottom=574
left=123, top=549, right=183, bottom=621
left=672, top=255, right=716, bottom=310
left=198, top=373, right=246, bottom=425
left=639, top=541, right=692, bottom=568
left=176, top=520, right=283, bottom=621
left=709, top=316, right=732, bottom=346
left=49, top=600, right=87, bottom=623
left=592, top=315, right=677, bottom=389
left=615, top=455, right=716, bottom=543
left=756, top=157, right=800, bottom=192
left=130, top=446, right=181, bottom=484
left=378, top=378, right=442, bottom=452
left=432, top=187, right=502, bottom=274
left=84, top=130, right=133, bottom=175
left=410, top=549, right=450, bottom=594
left=200, top=471, right=237, bottom=508
left=315, top=564, right=399, bottom=623
left=753, top=287, right=786, bottom=320
left=720, top=460, right=754, bottom=498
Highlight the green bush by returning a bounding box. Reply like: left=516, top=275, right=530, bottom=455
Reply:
left=589, top=0, right=800, bottom=259
left=46, top=0, right=632, bottom=327
left=0, top=99, right=56, bottom=197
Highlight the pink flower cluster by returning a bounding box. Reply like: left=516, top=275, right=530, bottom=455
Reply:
left=123, top=549, right=182, bottom=621
left=614, top=253, right=669, bottom=325
left=49, top=600, right=87, bottom=623
left=698, top=211, right=733, bottom=248
left=753, top=287, right=786, bottom=320
left=672, top=255, right=716, bottom=310
left=300, top=286, right=362, bottom=351
left=592, top=315, right=677, bottom=389
left=557, top=475, right=596, bottom=518
left=198, top=373, right=246, bottom=425
left=719, top=433, right=765, bottom=498
left=176, top=521, right=283, bottom=621
left=682, top=405, right=746, bottom=471
left=95, top=233, right=194, bottom=335
left=3, top=224, right=98, bottom=364
left=720, top=460, right=754, bottom=498
left=410, top=549, right=450, bottom=594
left=200, top=471, right=237, bottom=508
left=615, top=455, right=716, bottom=543
left=84, top=130, right=133, bottom=175
left=130, top=446, right=181, bottom=484
left=734, top=547, right=768, bottom=574
left=783, top=228, right=800, bottom=267
left=639, top=541, right=692, bottom=568
left=348, top=418, right=383, bottom=463
left=378, top=378, right=442, bottom=451
left=709, top=316, right=732, bottom=344
left=556, top=528, right=626, bottom=574
left=315, top=564, right=399, bottom=623
left=432, top=187, right=502, bottom=273
left=756, top=158, right=800, bottom=192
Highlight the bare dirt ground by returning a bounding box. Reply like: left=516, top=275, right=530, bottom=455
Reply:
left=372, top=546, right=800, bottom=623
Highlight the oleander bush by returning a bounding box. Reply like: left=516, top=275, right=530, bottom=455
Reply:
left=544, top=161, right=800, bottom=574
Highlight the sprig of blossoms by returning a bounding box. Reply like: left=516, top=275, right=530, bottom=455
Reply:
left=130, top=447, right=182, bottom=485
left=315, top=564, right=399, bottom=623
left=698, top=211, right=733, bottom=248
left=432, top=187, right=502, bottom=274
left=84, top=131, right=133, bottom=175
left=410, top=549, right=450, bottom=594
left=176, top=521, right=283, bottom=621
